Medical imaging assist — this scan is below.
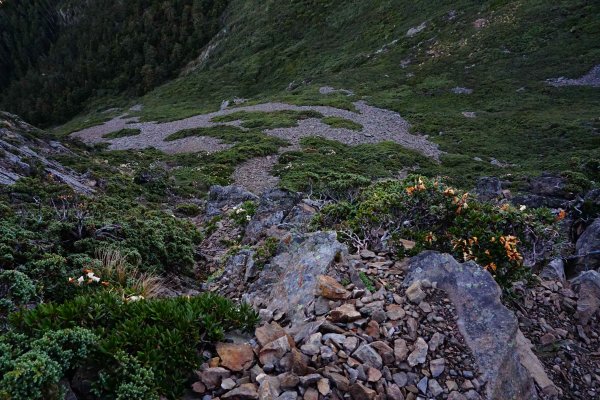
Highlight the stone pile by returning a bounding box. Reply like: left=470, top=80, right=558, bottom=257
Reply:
left=191, top=251, right=487, bottom=400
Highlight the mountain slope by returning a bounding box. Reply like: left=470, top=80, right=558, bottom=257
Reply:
left=52, top=0, right=600, bottom=189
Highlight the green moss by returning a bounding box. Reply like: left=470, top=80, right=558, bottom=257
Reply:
left=321, top=116, right=362, bottom=130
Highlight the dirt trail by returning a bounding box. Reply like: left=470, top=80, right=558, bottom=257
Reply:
left=71, top=100, right=441, bottom=193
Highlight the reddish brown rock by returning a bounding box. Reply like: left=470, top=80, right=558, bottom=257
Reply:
left=217, top=342, right=255, bottom=371
left=316, top=275, right=350, bottom=300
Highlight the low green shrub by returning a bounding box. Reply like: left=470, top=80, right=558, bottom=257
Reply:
left=318, top=175, right=562, bottom=287
left=0, top=327, right=98, bottom=400
left=9, top=292, right=258, bottom=399
left=230, top=200, right=257, bottom=226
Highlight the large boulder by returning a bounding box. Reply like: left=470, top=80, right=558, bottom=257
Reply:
left=575, top=218, right=600, bottom=272
left=243, top=231, right=347, bottom=326
left=406, top=252, right=547, bottom=400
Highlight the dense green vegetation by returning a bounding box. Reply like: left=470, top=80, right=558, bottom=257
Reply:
left=1, top=293, right=257, bottom=399
left=0, top=0, right=229, bottom=126
left=44, top=0, right=599, bottom=187
left=317, top=175, right=563, bottom=287
left=0, top=170, right=258, bottom=399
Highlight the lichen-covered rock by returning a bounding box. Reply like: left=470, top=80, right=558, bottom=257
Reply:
left=407, top=251, right=538, bottom=400
left=575, top=219, right=600, bottom=272
left=243, top=231, right=346, bottom=325
left=571, top=270, right=600, bottom=325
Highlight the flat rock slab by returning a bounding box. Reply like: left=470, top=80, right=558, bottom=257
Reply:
left=242, top=231, right=347, bottom=326
left=406, top=251, right=538, bottom=400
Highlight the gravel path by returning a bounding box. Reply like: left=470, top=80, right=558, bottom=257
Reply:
left=71, top=101, right=441, bottom=193
left=71, top=101, right=440, bottom=158
left=547, top=64, right=600, bottom=88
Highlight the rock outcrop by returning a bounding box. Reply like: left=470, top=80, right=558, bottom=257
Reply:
left=407, top=252, right=542, bottom=399
left=0, top=111, right=94, bottom=195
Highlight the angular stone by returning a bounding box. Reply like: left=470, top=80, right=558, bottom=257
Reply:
left=429, top=379, right=444, bottom=397
left=393, top=372, right=408, bottom=387
left=430, top=358, right=445, bottom=378
left=300, top=374, right=322, bottom=386
left=386, top=303, right=406, bottom=320
left=394, top=339, right=408, bottom=362
left=407, top=338, right=428, bottom=367
left=255, top=322, right=291, bottom=347
left=199, top=367, right=231, bottom=389
left=417, top=376, right=428, bottom=394
left=343, top=336, right=359, bottom=352
left=278, top=372, right=300, bottom=389
left=428, top=332, right=445, bottom=352
left=191, top=381, right=206, bottom=394
left=222, top=378, right=237, bottom=390
left=317, top=378, right=331, bottom=395
left=317, top=275, right=350, bottom=300
left=365, top=320, right=380, bottom=338
left=386, top=383, right=404, bottom=399
left=329, top=303, right=362, bottom=323
left=360, top=249, right=377, bottom=259
left=323, top=370, right=350, bottom=391
left=407, top=252, right=537, bottom=400
left=217, top=342, right=255, bottom=371
left=258, top=376, right=281, bottom=400
left=406, top=281, right=426, bottom=304
left=259, top=336, right=291, bottom=365
left=353, top=344, right=383, bottom=369
left=222, top=383, right=259, bottom=399
left=277, top=392, right=298, bottom=400
left=304, top=387, right=319, bottom=400
left=370, top=340, right=394, bottom=365
left=300, top=332, right=322, bottom=356
left=448, top=392, right=468, bottom=400
left=349, top=382, right=376, bottom=400
left=366, top=367, right=382, bottom=382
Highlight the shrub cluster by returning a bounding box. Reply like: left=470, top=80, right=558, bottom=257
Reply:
left=5, top=292, right=258, bottom=399
left=318, top=176, right=563, bottom=287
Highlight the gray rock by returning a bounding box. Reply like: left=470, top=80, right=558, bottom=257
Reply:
left=406, top=252, right=537, bottom=400
left=575, top=219, right=600, bottom=272
left=277, top=391, right=298, bottom=400
left=417, top=376, right=428, bottom=394
left=244, top=231, right=347, bottom=326
left=243, top=189, right=301, bottom=244
left=475, top=176, right=502, bottom=201
left=353, top=344, right=383, bottom=369
left=206, top=185, right=259, bottom=217
left=571, top=270, right=600, bottom=325
left=540, top=258, right=566, bottom=283
left=407, top=337, right=428, bottom=366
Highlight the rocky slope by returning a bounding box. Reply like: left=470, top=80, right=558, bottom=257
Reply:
left=183, top=185, right=600, bottom=400
left=0, top=112, right=94, bottom=194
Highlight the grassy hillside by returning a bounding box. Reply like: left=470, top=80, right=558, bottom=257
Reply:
left=55, top=0, right=599, bottom=188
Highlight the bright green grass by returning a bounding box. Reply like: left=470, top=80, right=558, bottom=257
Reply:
left=321, top=116, right=362, bottom=130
